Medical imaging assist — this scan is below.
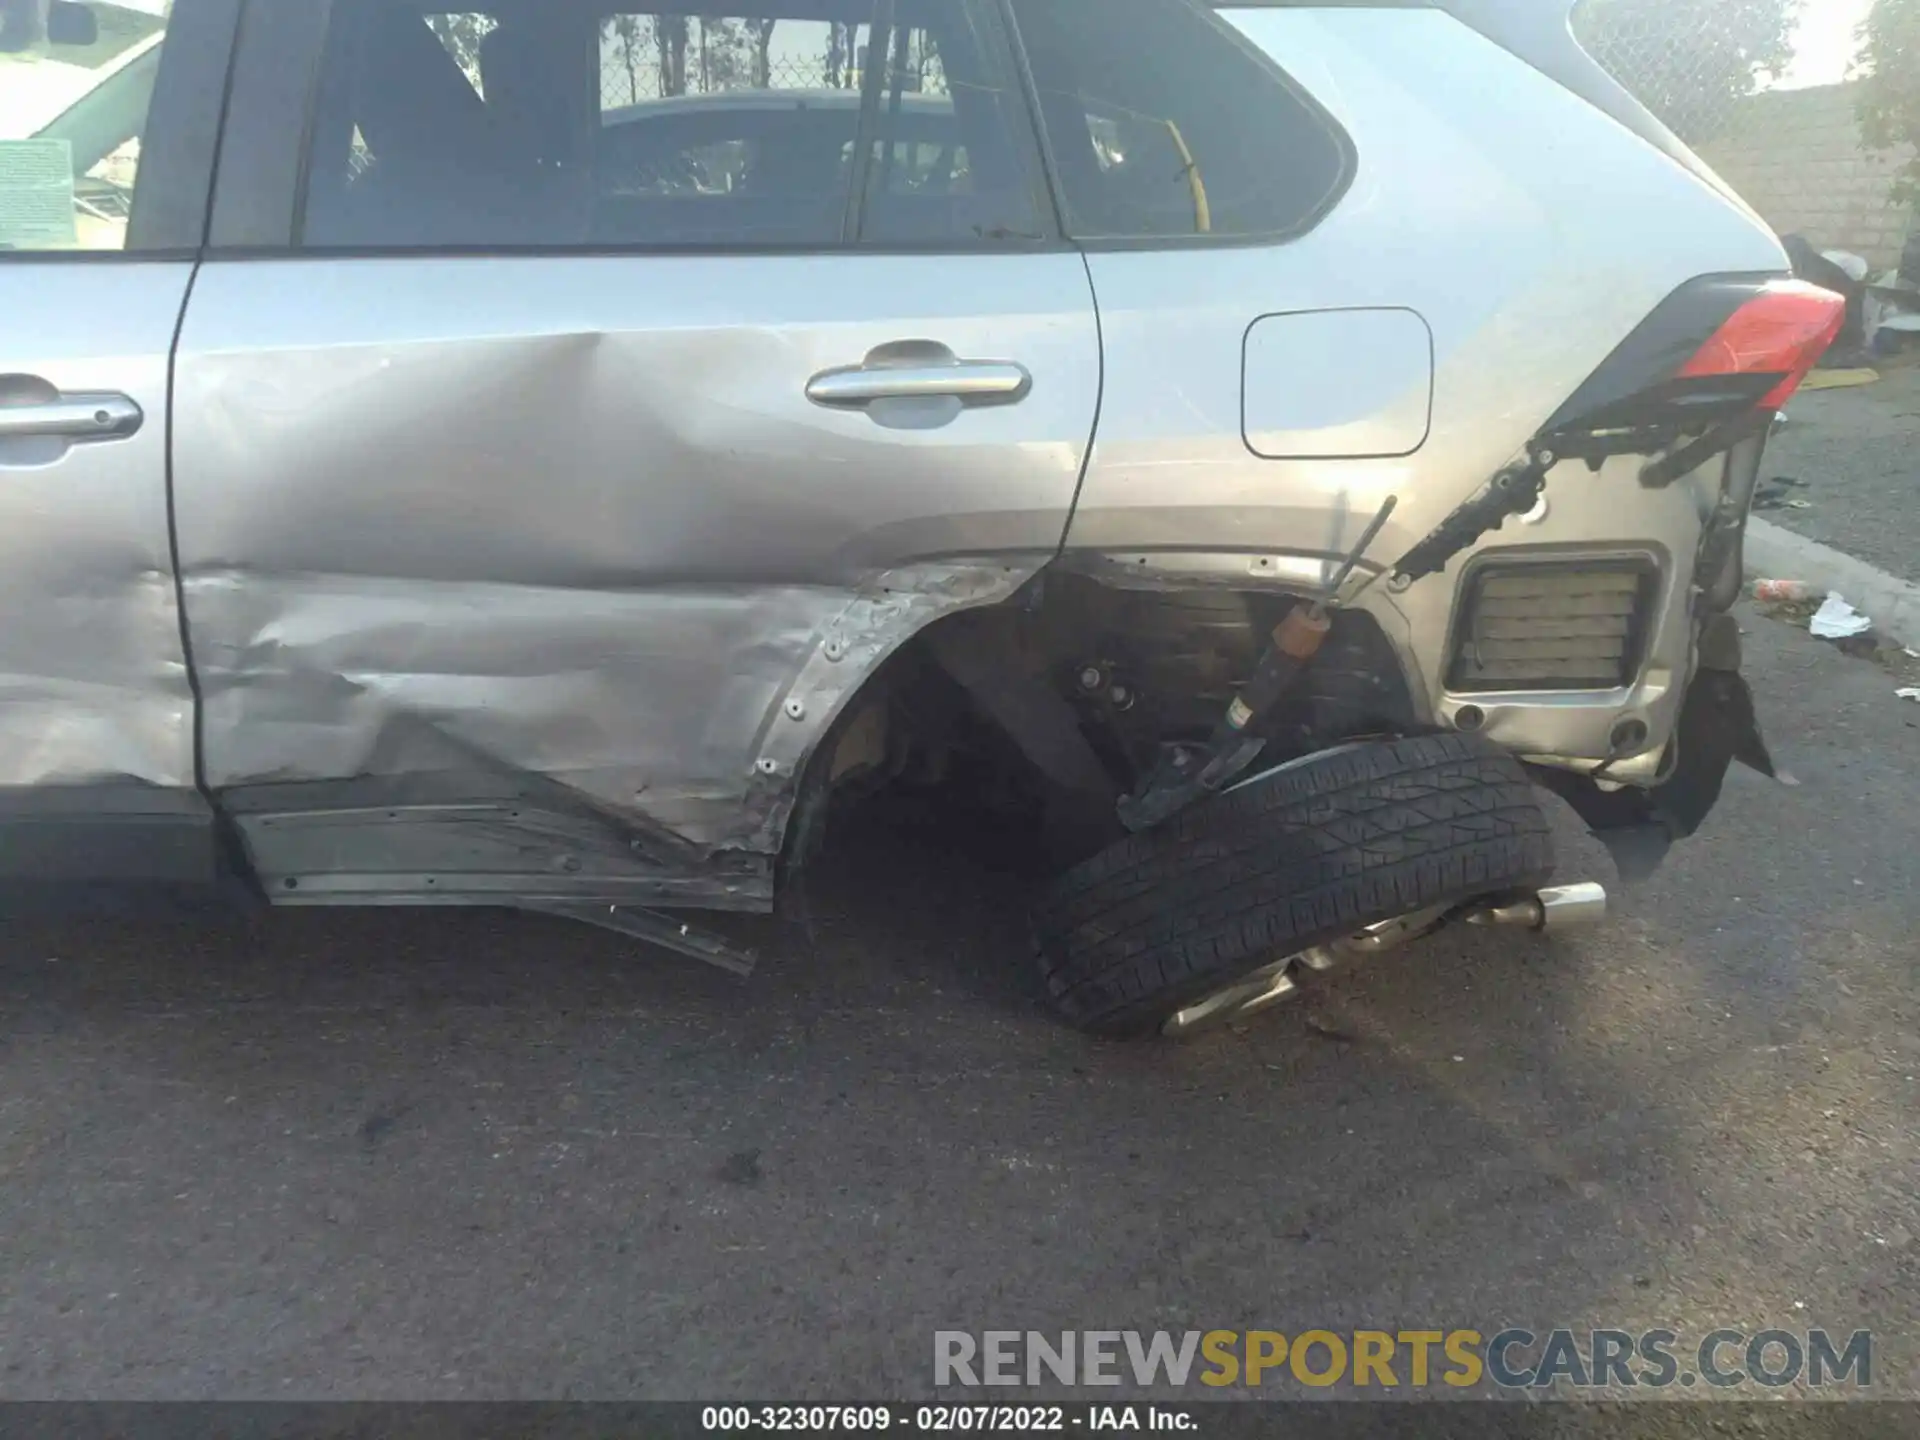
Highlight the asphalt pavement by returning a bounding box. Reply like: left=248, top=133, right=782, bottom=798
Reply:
left=1766, top=363, right=1920, bottom=582
left=1, top=608, right=1916, bottom=1407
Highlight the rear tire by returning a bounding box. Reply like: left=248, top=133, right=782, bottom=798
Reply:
left=1031, top=733, right=1556, bottom=1037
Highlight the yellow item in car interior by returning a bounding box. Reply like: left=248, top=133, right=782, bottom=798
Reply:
left=1165, top=119, right=1209, bottom=234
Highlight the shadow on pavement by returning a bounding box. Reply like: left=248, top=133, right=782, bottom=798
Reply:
left=0, top=612, right=1912, bottom=1401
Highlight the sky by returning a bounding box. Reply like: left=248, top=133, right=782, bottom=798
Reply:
left=1778, top=0, right=1874, bottom=88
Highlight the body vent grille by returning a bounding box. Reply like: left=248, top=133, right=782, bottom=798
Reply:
left=1448, top=564, right=1653, bottom=692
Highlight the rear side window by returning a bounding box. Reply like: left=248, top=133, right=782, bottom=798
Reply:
left=301, top=0, right=1046, bottom=249
left=1008, top=0, right=1348, bottom=242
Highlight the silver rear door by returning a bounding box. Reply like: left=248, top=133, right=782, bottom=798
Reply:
left=0, top=0, right=235, bottom=880
left=174, top=0, right=1098, bottom=909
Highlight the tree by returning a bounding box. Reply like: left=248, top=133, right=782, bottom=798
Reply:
left=695, top=18, right=751, bottom=92
left=750, top=18, right=777, bottom=88
left=654, top=14, right=688, bottom=96
left=426, top=12, right=496, bottom=93
left=1855, top=0, right=1920, bottom=205
left=1573, top=0, right=1798, bottom=144
left=823, top=20, right=862, bottom=89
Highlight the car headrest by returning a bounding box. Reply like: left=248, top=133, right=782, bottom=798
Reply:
left=353, top=7, right=495, bottom=175
left=480, top=20, right=583, bottom=167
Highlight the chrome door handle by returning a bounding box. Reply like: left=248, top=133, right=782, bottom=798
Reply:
left=806, top=339, right=1033, bottom=417
left=807, top=361, right=1031, bottom=409
left=0, top=392, right=142, bottom=441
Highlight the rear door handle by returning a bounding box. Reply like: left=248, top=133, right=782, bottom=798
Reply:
left=806, top=341, right=1032, bottom=416
left=0, top=391, right=143, bottom=442
left=807, top=362, right=1031, bottom=409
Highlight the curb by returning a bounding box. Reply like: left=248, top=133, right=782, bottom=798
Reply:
left=1744, top=517, right=1920, bottom=651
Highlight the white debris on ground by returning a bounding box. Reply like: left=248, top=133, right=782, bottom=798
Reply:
left=1810, top=592, right=1874, bottom=641
left=1897, top=688, right=1920, bottom=704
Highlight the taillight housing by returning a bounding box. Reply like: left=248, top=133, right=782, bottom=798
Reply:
left=1674, top=281, right=1847, bottom=411
left=1542, top=274, right=1846, bottom=461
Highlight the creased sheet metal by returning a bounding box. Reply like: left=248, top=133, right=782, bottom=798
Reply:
left=170, top=252, right=1100, bottom=888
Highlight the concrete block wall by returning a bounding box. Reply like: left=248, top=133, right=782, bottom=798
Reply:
left=1699, top=82, right=1915, bottom=269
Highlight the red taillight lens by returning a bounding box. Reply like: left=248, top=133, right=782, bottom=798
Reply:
left=1674, top=280, right=1847, bottom=410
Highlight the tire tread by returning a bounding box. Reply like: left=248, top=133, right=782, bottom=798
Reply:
left=1031, top=734, right=1555, bottom=1036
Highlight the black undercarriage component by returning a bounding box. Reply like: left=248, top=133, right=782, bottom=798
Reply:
left=1115, top=499, right=1400, bottom=832
left=520, top=901, right=758, bottom=975
left=922, top=611, right=1121, bottom=859
left=1048, top=588, right=1418, bottom=790
left=924, top=613, right=1117, bottom=805
left=1697, top=428, right=1769, bottom=613
left=1117, top=602, right=1331, bottom=832
left=1532, top=615, right=1775, bottom=881
left=1392, top=457, right=1549, bottom=585
left=868, top=580, right=1420, bottom=869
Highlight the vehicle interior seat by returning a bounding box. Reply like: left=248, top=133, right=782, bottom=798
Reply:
left=306, top=3, right=580, bottom=246
left=1017, top=40, right=1122, bottom=235
left=479, top=15, right=595, bottom=232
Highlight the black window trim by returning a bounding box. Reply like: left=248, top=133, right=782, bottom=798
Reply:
left=0, top=0, right=241, bottom=261
left=1000, top=0, right=1358, bottom=254
left=209, top=0, right=335, bottom=250
left=210, top=0, right=1069, bottom=256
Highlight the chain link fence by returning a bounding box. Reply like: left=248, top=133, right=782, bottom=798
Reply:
left=598, top=18, right=947, bottom=111
left=1572, top=0, right=1801, bottom=146
left=600, top=52, right=860, bottom=107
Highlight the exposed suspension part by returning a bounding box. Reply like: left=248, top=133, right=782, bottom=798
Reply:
left=1118, top=497, right=1399, bottom=832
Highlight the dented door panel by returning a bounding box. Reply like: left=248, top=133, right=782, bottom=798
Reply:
left=172, top=254, right=1098, bottom=897
left=0, top=266, right=197, bottom=792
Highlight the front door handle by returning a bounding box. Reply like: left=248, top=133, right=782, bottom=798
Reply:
left=0, top=394, right=142, bottom=440
left=806, top=340, right=1032, bottom=420
left=0, top=376, right=143, bottom=458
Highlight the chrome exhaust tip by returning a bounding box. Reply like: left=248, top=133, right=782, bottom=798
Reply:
left=1164, top=885, right=1608, bottom=1038
left=1465, top=882, right=1607, bottom=932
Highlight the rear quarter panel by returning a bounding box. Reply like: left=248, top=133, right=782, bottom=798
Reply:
left=1060, top=5, right=1788, bottom=762
left=1066, top=5, right=1788, bottom=562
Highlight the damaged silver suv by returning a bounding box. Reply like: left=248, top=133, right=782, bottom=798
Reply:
left=2, top=0, right=1839, bottom=1036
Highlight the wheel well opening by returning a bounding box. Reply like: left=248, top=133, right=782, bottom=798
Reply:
left=782, top=574, right=1421, bottom=885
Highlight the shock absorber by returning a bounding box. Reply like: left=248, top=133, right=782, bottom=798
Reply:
left=1118, top=497, right=1399, bottom=832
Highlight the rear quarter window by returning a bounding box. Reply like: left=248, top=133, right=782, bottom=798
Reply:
left=1009, top=0, right=1351, bottom=242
